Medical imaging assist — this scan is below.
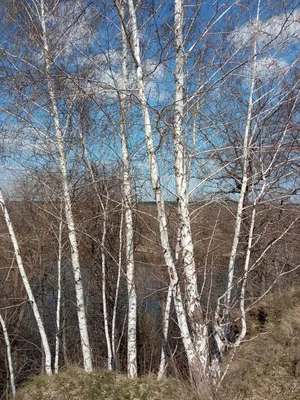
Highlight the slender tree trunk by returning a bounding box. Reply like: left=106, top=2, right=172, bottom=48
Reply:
left=112, top=201, right=124, bottom=370
left=78, top=126, right=116, bottom=371
left=62, top=273, right=69, bottom=368
left=121, top=0, right=199, bottom=376
left=158, top=227, right=180, bottom=379
left=0, top=313, right=16, bottom=397
left=119, top=4, right=137, bottom=378
left=54, top=215, right=63, bottom=374
left=0, top=189, right=52, bottom=375
left=158, top=283, right=172, bottom=380
left=213, top=0, right=261, bottom=381
left=101, top=199, right=114, bottom=370
left=173, top=0, right=208, bottom=370
left=222, top=4, right=259, bottom=319
left=40, top=0, right=92, bottom=372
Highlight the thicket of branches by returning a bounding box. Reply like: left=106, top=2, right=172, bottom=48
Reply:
left=0, top=0, right=299, bottom=398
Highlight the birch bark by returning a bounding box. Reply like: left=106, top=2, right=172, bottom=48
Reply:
left=0, top=313, right=16, bottom=397
left=119, top=4, right=138, bottom=378
left=40, top=0, right=92, bottom=372
left=54, top=215, right=63, bottom=374
left=111, top=202, right=124, bottom=370
left=213, top=0, right=261, bottom=379
left=121, top=0, right=199, bottom=375
left=219, top=0, right=260, bottom=341
left=173, top=0, right=208, bottom=369
left=157, top=283, right=172, bottom=380
left=0, top=189, right=52, bottom=375
left=101, top=197, right=114, bottom=370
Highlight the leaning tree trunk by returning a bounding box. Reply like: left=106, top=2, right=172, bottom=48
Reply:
left=158, top=283, right=173, bottom=380
left=0, top=189, right=52, bottom=375
left=0, top=313, right=16, bottom=396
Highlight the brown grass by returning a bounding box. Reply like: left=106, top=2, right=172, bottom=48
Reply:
left=14, top=367, right=207, bottom=400
left=219, top=288, right=300, bottom=400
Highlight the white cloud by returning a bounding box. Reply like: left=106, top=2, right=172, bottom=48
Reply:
left=0, top=127, right=57, bottom=158
left=45, top=0, right=94, bottom=59
left=229, top=10, right=299, bottom=83
left=239, top=56, right=289, bottom=82
left=255, top=56, right=289, bottom=79
left=229, top=9, right=300, bottom=50
left=61, top=52, right=168, bottom=103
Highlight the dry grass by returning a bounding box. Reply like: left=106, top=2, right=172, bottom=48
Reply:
left=14, top=367, right=206, bottom=400
left=15, top=288, right=300, bottom=400
left=220, top=287, right=300, bottom=400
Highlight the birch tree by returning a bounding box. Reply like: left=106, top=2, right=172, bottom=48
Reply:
left=117, top=0, right=300, bottom=384
left=116, top=0, right=207, bottom=385
left=54, top=208, right=63, bottom=374
left=0, top=189, right=52, bottom=375
left=0, top=0, right=299, bottom=389
left=118, top=1, right=138, bottom=378
left=0, top=312, right=16, bottom=397
left=173, top=0, right=208, bottom=369
left=215, top=2, right=262, bottom=367
left=38, top=0, right=92, bottom=372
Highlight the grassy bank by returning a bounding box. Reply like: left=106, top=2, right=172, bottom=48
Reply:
left=14, top=368, right=203, bottom=400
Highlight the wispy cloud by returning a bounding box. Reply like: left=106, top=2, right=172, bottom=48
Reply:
left=240, top=56, right=289, bottom=82
left=229, top=9, right=300, bottom=50
left=61, top=51, right=168, bottom=103
left=45, top=0, right=94, bottom=58
left=229, top=9, right=299, bottom=82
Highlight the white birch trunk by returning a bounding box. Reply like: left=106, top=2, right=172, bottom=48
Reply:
left=40, top=0, right=92, bottom=372
left=173, top=0, right=208, bottom=369
left=54, top=216, right=63, bottom=374
left=213, top=0, right=261, bottom=379
left=235, top=204, right=256, bottom=347
left=62, top=279, right=69, bottom=367
left=0, top=313, right=16, bottom=397
left=124, top=0, right=199, bottom=375
left=119, top=5, right=137, bottom=378
left=158, top=227, right=180, bottom=379
left=101, top=199, right=114, bottom=370
left=0, top=189, right=52, bottom=375
left=79, top=137, right=115, bottom=372
left=234, top=86, right=300, bottom=342
left=220, top=1, right=260, bottom=334
left=157, top=283, right=172, bottom=380
left=111, top=201, right=124, bottom=370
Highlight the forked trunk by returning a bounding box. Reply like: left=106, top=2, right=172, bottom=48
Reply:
left=123, top=0, right=201, bottom=375
left=173, top=0, right=208, bottom=370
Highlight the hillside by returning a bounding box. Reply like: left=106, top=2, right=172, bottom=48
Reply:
left=220, top=287, right=300, bottom=400
left=12, top=287, right=300, bottom=400
left=13, top=368, right=203, bottom=400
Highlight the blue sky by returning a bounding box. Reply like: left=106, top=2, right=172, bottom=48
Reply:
left=0, top=0, right=299, bottom=202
